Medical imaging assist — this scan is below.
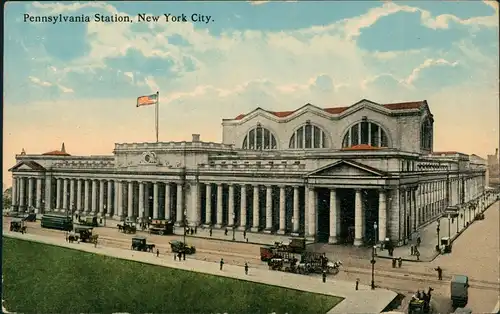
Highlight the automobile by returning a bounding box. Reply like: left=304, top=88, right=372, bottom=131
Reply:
left=9, top=218, right=27, bottom=233
left=131, top=236, right=155, bottom=252
left=149, top=220, right=174, bottom=236
left=451, top=275, right=469, bottom=308
left=78, top=216, right=98, bottom=227
left=169, top=240, right=196, bottom=254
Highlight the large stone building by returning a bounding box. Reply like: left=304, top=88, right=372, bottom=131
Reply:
left=9, top=99, right=488, bottom=246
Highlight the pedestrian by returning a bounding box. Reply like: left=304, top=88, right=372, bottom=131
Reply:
left=224, top=228, right=228, bottom=236
left=416, top=290, right=421, bottom=299
left=182, top=251, right=186, bottom=261
left=435, top=266, right=443, bottom=280
left=322, top=270, right=327, bottom=283
left=243, top=230, right=247, bottom=239
left=177, top=252, right=182, bottom=261
left=209, top=228, right=213, bottom=237
left=220, top=258, right=224, bottom=270
left=410, top=245, right=414, bottom=256
left=244, top=262, right=249, bottom=275
left=174, top=253, right=177, bottom=261
left=416, top=250, right=420, bottom=261
left=398, top=257, right=402, bottom=268
left=416, top=236, right=421, bottom=247
left=355, top=278, right=359, bottom=290
left=194, top=226, right=197, bottom=234
left=392, top=258, right=396, bottom=268
left=156, top=249, right=159, bottom=257
left=246, top=238, right=249, bottom=243
left=94, top=239, right=98, bottom=248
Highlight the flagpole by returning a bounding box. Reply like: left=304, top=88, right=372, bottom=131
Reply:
left=156, top=91, right=159, bottom=143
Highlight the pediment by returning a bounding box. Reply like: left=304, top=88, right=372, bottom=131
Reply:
left=307, top=160, right=387, bottom=177
left=9, top=160, right=46, bottom=172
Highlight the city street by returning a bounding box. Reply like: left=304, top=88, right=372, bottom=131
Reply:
left=3, top=201, right=498, bottom=313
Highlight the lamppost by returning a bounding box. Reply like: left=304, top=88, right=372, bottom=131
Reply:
left=183, top=210, right=187, bottom=245
left=456, top=209, right=459, bottom=233
left=373, top=222, right=378, bottom=245
left=103, top=205, right=107, bottom=227
left=436, top=219, right=441, bottom=248
left=232, top=213, right=236, bottom=241
left=370, top=246, right=376, bottom=290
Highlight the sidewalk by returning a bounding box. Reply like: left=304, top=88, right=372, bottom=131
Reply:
left=378, top=200, right=498, bottom=263
left=101, top=218, right=311, bottom=247
left=3, top=231, right=397, bottom=314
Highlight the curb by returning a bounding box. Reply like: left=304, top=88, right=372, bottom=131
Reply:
left=173, top=233, right=267, bottom=246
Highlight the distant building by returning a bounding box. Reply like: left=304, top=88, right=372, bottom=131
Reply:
left=486, top=149, right=499, bottom=189
left=8, top=99, right=490, bottom=246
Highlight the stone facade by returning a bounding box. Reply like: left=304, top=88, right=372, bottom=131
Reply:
left=9, top=99, right=488, bottom=246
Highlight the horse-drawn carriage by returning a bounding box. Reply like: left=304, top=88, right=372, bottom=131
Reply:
left=169, top=240, right=196, bottom=254
left=296, top=252, right=342, bottom=275
left=118, top=222, right=137, bottom=234
left=475, top=212, right=485, bottom=220
left=131, top=236, right=156, bottom=252
left=9, top=218, right=27, bottom=233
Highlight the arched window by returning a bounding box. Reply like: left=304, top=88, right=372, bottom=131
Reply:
left=242, top=124, right=277, bottom=150
left=341, top=121, right=389, bottom=148
left=420, top=119, right=433, bottom=150
left=289, top=123, right=328, bottom=149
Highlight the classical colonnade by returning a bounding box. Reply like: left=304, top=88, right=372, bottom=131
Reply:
left=10, top=174, right=487, bottom=245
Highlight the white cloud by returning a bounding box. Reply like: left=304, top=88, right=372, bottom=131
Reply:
left=57, top=84, right=74, bottom=93
left=249, top=0, right=269, bottom=5
left=29, top=76, right=52, bottom=87
left=402, top=58, right=459, bottom=86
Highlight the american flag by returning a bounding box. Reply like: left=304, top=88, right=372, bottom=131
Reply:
left=137, top=94, right=158, bottom=107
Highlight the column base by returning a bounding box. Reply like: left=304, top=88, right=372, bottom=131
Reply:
left=290, top=232, right=300, bottom=237
left=112, top=215, right=122, bottom=221
left=263, top=229, right=273, bottom=234
left=277, top=230, right=286, bottom=235
left=328, top=236, right=338, bottom=244
left=203, top=223, right=213, bottom=228
left=250, top=227, right=260, bottom=232
left=353, top=238, right=363, bottom=247
left=305, top=236, right=315, bottom=242
left=237, top=226, right=247, bottom=231
left=214, top=224, right=223, bottom=229
left=174, top=221, right=184, bottom=227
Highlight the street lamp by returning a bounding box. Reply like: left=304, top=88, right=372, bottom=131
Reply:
left=373, top=222, right=378, bottom=245
left=232, top=213, right=236, bottom=241
left=436, top=219, right=441, bottom=248
left=447, top=214, right=451, bottom=238
left=183, top=210, right=187, bottom=245
left=370, top=246, right=376, bottom=290
left=103, top=205, right=107, bottom=227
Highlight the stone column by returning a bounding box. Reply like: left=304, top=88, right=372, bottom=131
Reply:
left=278, top=186, right=286, bottom=234
left=91, top=180, right=97, bottom=215
left=113, top=181, right=120, bottom=219
left=69, top=179, right=75, bottom=214
left=378, top=189, right=387, bottom=242
left=62, top=178, right=68, bottom=211
left=107, top=181, right=112, bottom=217
left=44, top=176, right=52, bottom=212
left=165, top=183, right=171, bottom=220
left=84, top=180, right=90, bottom=213
left=190, top=182, right=200, bottom=226
left=239, top=185, right=247, bottom=230
left=265, top=185, right=273, bottom=231
left=144, top=183, right=150, bottom=219
left=139, top=182, right=145, bottom=219
left=292, top=186, right=300, bottom=234
left=354, top=189, right=363, bottom=246
left=99, top=180, right=105, bottom=216
left=19, top=178, right=26, bottom=212
left=328, top=189, right=338, bottom=244
left=28, top=178, right=34, bottom=208
left=215, top=183, right=223, bottom=227
left=205, top=183, right=212, bottom=226
left=251, top=185, right=260, bottom=232
left=76, top=180, right=82, bottom=213
left=228, top=184, right=235, bottom=227
left=153, top=182, right=159, bottom=219
left=56, top=178, right=62, bottom=210
left=36, top=178, right=42, bottom=213
left=11, top=177, right=18, bottom=211
left=176, top=183, right=183, bottom=225
left=307, top=187, right=316, bottom=238
left=127, top=181, right=133, bottom=218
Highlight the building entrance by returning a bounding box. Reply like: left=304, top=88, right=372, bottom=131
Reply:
left=316, top=188, right=330, bottom=243
left=338, top=189, right=355, bottom=244
left=363, top=189, right=379, bottom=245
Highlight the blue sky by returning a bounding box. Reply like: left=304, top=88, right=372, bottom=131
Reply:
left=3, top=1, right=499, bottom=186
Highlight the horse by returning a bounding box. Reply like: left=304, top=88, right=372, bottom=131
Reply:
left=326, top=260, right=343, bottom=274
left=68, top=232, right=78, bottom=243
left=90, top=234, right=99, bottom=244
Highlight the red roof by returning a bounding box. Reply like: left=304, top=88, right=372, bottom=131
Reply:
left=42, top=150, right=71, bottom=156
left=341, top=144, right=382, bottom=151
left=233, top=100, right=425, bottom=120
left=432, top=151, right=459, bottom=155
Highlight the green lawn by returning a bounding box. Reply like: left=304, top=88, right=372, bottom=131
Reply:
left=2, top=237, right=343, bottom=314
